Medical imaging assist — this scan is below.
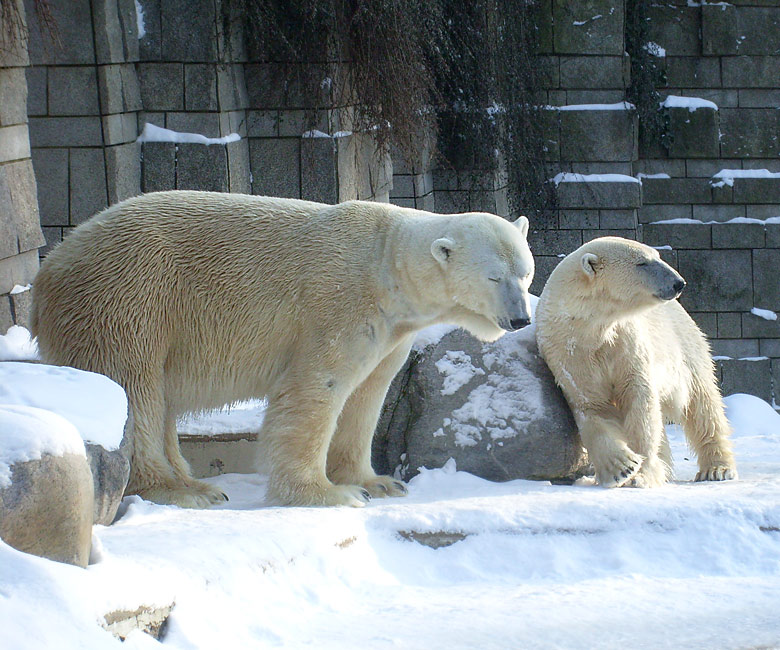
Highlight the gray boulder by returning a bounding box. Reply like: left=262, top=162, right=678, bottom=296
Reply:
left=374, top=326, right=589, bottom=482
left=86, top=443, right=130, bottom=526
left=0, top=452, right=94, bottom=568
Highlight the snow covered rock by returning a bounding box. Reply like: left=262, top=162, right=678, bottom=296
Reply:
left=0, top=360, right=130, bottom=526
left=375, top=326, right=589, bottom=482
left=0, top=405, right=94, bottom=567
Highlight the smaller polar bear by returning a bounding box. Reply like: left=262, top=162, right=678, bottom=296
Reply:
left=32, top=192, right=535, bottom=508
left=535, top=237, right=737, bottom=488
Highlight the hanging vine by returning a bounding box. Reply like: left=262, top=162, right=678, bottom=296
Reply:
left=223, top=0, right=554, bottom=217
left=625, top=0, right=668, bottom=150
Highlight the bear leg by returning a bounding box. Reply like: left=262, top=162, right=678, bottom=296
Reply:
left=261, top=381, right=373, bottom=507
left=124, top=376, right=226, bottom=508
left=163, top=410, right=228, bottom=506
left=577, top=414, right=643, bottom=488
left=685, top=380, right=738, bottom=482
left=327, top=339, right=414, bottom=498
left=621, top=391, right=673, bottom=487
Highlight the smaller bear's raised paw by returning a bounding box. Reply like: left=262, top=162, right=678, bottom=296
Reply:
left=596, top=447, right=643, bottom=489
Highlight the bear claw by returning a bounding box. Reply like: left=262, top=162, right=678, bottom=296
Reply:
left=392, top=481, right=408, bottom=495
left=695, top=465, right=737, bottom=482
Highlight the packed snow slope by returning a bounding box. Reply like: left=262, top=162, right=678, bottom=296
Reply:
left=1, top=328, right=779, bottom=649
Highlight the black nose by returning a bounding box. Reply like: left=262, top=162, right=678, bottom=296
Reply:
left=509, top=317, right=531, bottom=330
left=673, top=279, right=686, bottom=294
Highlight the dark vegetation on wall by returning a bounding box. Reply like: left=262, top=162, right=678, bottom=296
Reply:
left=223, top=0, right=554, bottom=219
left=625, top=0, right=667, bottom=150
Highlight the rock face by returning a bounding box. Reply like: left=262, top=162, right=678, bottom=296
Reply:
left=374, top=326, right=589, bottom=482
left=86, top=443, right=130, bottom=526
left=0, top=452, right=94, bottom=568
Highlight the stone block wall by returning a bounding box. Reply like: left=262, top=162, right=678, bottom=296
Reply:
left=0, top=0, right=45, bottom=329
left=24, top=0, right=392, bottom=260
left=522, top=0, right=780, bottom=406
left=25, top=0, right=142, bottom=254
left=5, top=0, right=780, bottom=405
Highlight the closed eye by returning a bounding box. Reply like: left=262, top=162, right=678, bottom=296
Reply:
left=488, top=277, right=500, bottom=283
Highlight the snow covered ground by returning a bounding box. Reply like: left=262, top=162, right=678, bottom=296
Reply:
left=2, top=329, right=780, bottom=649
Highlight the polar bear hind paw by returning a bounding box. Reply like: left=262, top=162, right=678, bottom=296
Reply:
left=318, top=484, right=372, bottom=507
left=137, top=481, right=229, bottom=508
left=695, top=464, right=737, bottom=482
left=596, top=447, right=643, bottom=488
left=362, top=475, right=408, bottom=499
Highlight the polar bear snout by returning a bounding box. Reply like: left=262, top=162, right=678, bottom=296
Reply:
left=642, top=260, right=686, bottom=301
left=508, top=316, right=531, bottom=331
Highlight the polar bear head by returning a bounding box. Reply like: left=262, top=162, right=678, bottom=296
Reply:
left=549, top=236, right=686, bottom=318
left=430, top=213, right=534, bottom=342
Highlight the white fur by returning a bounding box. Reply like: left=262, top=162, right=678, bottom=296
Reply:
left=31, top=191, right=534, bottom=507
left=535, top=237, right=737, bottom=488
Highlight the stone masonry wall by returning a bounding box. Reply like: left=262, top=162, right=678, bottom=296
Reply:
left=25, top=0, right=392, bottom=259
left=6, top=0, right=779, bottom=406
left=0, top=0, right=45, bottom=329
left=522, top=0, right=780, bottom=406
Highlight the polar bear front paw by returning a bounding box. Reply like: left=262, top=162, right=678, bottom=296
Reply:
left=362, top=475, right=408, bottom=499
left=596, top=447, right=643, bottom=488
left=695, top=463, right=737, bottom=482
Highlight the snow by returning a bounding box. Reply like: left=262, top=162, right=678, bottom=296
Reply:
left=137, top=123, right=240, bottom=146
left=435, top=350, right=485, bottom=396
left=751, top=308, right=778, bottom=321
left=10, top=283, right=31, bottom=294
left=134, top=0, right=146, bottom=39
left=573, top=15, right=601, bottom=26
left=412, top=323, right=457, bottom=351
left=2, top=390, right=780, bottom=649
left=552, top=172, right=641, bottom=186
left=0, top=324, right=39, bottom=361
left=302, top=129, right=353, bottom=139
left=656, top=216, right=780, bottom=225
left=546, top=101, right=635, bottom=111
left=643, top=41, right=666, bottom=57
left=0, top=359, right=127, bottom=450
left=3, top=326, right=780, bottom=648
left=177, top=399, right=266, bottom=435
left=711, top=168, right=780, bottom=188
left=0, top=405, right=85, bottom=487
left=661, top=95, right=719, bottom=111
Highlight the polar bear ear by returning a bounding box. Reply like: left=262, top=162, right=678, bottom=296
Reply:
left=514, top=215, right=529, bottom=238
left=580, top=252, right=598, bottom=279
left=431, top=237, right=455, bottom=267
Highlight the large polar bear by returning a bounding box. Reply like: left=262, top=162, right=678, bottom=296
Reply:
left=32, top=191, right=534, bottom=507
left=535, top=237, right=737, bottom=488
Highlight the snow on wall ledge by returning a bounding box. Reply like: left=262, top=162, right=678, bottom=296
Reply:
left=710, top=168, right=780, bottom=188
left=137, top=123, right=240, bottom=146
left=551, top=172, right=641, bottom=186
left=660, top=95, right=719, bottom=112
left=544, top=101, right=636, bottom=111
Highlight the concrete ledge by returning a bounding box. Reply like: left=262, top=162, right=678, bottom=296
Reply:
left=179, top=433, right=258, bottom=478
